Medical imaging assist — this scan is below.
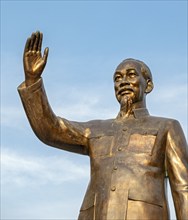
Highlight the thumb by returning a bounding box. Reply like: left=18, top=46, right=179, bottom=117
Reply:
left=43, top=47, right=49, bottom=63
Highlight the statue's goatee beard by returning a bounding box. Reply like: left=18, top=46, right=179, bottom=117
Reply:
left=119, top=95, right=133, bottom=118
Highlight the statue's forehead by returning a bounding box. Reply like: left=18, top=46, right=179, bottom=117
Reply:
left=115, top=61, right=141, bottom=72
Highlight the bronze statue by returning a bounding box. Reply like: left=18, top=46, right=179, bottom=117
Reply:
left=18, top=31, right=188, bottom=220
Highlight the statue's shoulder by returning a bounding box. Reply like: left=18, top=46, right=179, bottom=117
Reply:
left=82, top=118, right=115, bottom=137
left=86, top=118, right=113, bottom=125
left=148, top=114, right=177, bottom=121
left=146, top=114, right=179, bottom=127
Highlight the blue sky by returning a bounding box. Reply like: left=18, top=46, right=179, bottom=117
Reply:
left=1, top=1, right=187, bottom=219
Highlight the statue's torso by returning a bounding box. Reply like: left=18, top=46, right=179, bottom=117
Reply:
left=79, top=115, right=171, bottom=220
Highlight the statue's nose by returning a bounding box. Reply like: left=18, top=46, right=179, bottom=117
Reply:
left=119, top=76, right=130, bottom=87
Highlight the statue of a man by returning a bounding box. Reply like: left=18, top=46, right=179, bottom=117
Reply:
left=18, top=31, right=188, bottom=220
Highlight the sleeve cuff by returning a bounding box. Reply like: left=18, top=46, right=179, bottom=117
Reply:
left=17, top=78, right=43, bottom=96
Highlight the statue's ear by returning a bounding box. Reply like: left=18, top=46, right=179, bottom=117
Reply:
left=145, top=79, right=153, bottom=94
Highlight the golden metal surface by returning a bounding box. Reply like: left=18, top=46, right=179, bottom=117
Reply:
left=18, top=31, right=188, bottom=220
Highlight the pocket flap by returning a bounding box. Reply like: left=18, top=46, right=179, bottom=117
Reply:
left=127, top=133, right=157, bottom=155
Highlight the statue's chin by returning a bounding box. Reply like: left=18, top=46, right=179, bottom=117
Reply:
left=119, top=95, right=134, bottom=112
left=121, top=95, right=133, bottom=105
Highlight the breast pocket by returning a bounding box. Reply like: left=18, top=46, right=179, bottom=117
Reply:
left=127, top=131, right=157, bottom=155
left=89, top=135, right=114, bottom=158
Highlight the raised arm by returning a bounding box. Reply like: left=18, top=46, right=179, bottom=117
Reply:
left=18, top=31, right=89, bottom=155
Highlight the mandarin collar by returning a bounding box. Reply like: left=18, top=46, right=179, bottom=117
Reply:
left=116, top=108, right=149, bottom=120
left=132, top=108, right=149, bottom=119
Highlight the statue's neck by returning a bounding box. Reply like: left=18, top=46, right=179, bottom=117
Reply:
left=119, top=99, right=146, bottom=118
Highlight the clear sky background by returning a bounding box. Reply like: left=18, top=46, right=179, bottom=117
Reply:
left=1, top=1, right=187, bottom=219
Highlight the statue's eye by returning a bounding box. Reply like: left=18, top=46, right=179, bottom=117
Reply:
left=115, top=75, right=122, bottom=82
left=128, top=72, right=137, bottom=78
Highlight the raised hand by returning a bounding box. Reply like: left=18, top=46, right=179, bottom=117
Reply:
left=23, top=31, right=49, bottom=86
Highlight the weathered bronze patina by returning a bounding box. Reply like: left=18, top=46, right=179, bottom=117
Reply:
left=18, top=31, right=188, bottom=220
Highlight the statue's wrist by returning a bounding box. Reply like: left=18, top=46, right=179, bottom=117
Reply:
left=25, top=77, right=40, bottom=87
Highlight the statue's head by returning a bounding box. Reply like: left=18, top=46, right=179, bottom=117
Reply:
left=113, top=58, right=154, bottom=107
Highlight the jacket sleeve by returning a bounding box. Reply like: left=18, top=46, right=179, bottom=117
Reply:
left=166, top=120, right=188, bottom=220
left=17, top=78, right=90, bottom=155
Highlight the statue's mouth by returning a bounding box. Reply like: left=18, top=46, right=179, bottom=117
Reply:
left=118, top=87, right=134, bottom=96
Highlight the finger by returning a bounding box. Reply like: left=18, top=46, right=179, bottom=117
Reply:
left=33, top=31, right=40, bottom=51
left=43, top=47, right=49, bottom=64
left=38, top=32, right=43, bottom=52
left=29, top=32, right=36, bottom=51
left=24, top=37, right=31, bottom=54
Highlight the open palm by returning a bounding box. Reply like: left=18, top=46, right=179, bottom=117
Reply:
left=23, top=31, right=49, bottom=84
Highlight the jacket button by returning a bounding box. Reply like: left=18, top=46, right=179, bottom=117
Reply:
left=118, top=147, right=122, bottom=151
left=113, top=166, right=118, bottom=170
left=111, top=186, right=116, bottom=191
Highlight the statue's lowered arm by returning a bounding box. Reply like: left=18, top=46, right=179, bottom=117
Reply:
left=18, top=31, right=89, bottom=155
left=166, top=120, right=188, bottom=219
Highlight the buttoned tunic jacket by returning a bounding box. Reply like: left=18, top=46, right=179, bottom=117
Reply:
left=18, top=78, right=188, bottom=220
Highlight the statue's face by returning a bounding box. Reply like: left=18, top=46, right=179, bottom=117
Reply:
left=114, top=61, right=147, bottom=106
